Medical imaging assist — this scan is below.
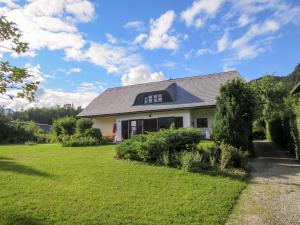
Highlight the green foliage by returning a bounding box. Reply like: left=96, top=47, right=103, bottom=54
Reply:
left=10, top=105, right=82, bottom=124
left=0, top=16, right=38, bottom=101
left=252, top=120, right=266, bottom=140
left=116, top=128, right=203, bottom=165
left=51, top=116, right=104, bottom=147
left=250, top=75, right=286, bottom=139
left=0, top=113, right=47, bottom=144
left=61, top=136, right=98, bottom=147
left=51, top=116, right=76, bottom=140
left=282, top=63, right=300, bottom=92
left=213, top=79, right=255, bottom=150
left=181, top=151, right=204, bottom=172
left=219, top=142, right=249, bottom=170
left=83, top=128, right=102, bottom=141
left=76, top=118, right=94, bottom=134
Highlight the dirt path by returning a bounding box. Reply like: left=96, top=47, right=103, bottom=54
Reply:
left=227, top=141, right=300, bottom=225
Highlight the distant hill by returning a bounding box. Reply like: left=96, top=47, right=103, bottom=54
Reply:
left=249, top=63, right=300, bottom=92
left=282, top=63, right=300, bottom=91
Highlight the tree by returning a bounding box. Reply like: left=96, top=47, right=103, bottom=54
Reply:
left=0, top=16, right=39, bottom=101
left=250, top=75, right=286, bottom=139
left=213, top=79, right=255, bottom=150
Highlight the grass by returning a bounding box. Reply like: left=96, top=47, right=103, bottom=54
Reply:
left=0, top=144, right=246, bottom=225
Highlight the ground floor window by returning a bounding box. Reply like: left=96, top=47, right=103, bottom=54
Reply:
left=197, top=118, right=208, bottom=128
left=121, top=117, right=183, bottom=139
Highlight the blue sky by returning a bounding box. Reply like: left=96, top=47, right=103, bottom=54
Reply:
left=0, top=0, right=300, bottom=110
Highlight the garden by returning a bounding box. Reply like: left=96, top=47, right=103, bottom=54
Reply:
left=0, top=144, right=246, bottom=225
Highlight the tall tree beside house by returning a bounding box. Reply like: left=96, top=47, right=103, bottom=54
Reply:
left=213, top=79, right=255, bottom=150
left=250, top=75, right=286, bottom=140
left=0, top=16, right=39, bottom=101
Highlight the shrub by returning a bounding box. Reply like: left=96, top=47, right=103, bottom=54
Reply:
left=219, top=142, right=249, bottom=170
left=76, top=118, right=94, bottom=134
left=220, top=142, right=237, bottom=170
left=61, top=135, right=98, bottom=147
left=138, top=134, right=168, bottom=162
left=213, top=79, right=255, bottom=150
left=197, top=140, right=217, bottom=166
left=51, top=116, right=76, bottom=140
left=116, top=128, right=203, bottom=164
left=84, top=128, right=102, bottom=141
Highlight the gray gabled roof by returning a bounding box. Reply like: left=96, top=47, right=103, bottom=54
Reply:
left=78, top=71, right=243, bottom=117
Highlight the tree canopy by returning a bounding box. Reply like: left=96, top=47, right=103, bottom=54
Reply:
left=213, top=79, right=255, bottom=150
left=0, top=16, right=39, bottom=101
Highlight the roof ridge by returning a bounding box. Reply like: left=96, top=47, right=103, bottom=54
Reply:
left=107, top=70, right=239, bottom=91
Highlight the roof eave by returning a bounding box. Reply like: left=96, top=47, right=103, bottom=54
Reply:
left=77, top=104, right=216, bottom=118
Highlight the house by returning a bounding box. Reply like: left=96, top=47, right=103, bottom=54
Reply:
left=78, top=71, right=242, bottom=142
left=291, top=81, right=300, bottom=95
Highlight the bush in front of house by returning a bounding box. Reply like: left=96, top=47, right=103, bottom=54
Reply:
left=51, top=116, right=105, bottom=147
left=61, top=135, right=99, bottom=147
left=116, top=128, right=203, bottom=164
left=219, top=142, right=249, bottom=170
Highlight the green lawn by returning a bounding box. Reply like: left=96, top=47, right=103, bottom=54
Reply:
left=0, top=144, right=246, bottom=225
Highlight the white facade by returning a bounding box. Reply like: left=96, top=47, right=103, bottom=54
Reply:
left=92, top=107, right=215, bottom=142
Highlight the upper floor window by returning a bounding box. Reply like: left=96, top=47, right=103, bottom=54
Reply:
left=144, top=94, right=163, bottom=104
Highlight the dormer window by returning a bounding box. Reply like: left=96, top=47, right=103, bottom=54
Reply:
left=144, top=94, right=163, bottom=104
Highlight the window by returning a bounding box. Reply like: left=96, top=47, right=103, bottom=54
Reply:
left=144, top=96, right=148, bottom=104
left=148, top=95, right=153, bottom=103
left=158, top=94, right=162, bottom=102
left=142, top=93, right=163, bottom=104
left=143, top=119, right=158, bottom=132
left=197, top=118, right=208, bottom=128
left=158, top=117, right=183, bottom=129
left=121, top=121, right=129, bottom=139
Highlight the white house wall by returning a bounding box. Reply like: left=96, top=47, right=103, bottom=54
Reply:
left=93, top=116, right=117, bottom=138
left=190, top=107, right=215, bottom=131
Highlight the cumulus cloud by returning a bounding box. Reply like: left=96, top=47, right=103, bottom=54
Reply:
left=133, top=33, right=147, bottom=45
left=143, top=10, right=178, bottom=50
left=0, top=0, right=94, bottom=57
left=231, top=20, right=279, bottom=60
left=105, top=33, right=117, bottom=44
left=66, top=42, right=141, bottom=74
left=180, top=0, right=223, bottom=27
left=124, top=20, right=145, bottom=31
left=121, top=65, right=164, bottom=86
left=0, top=81, right=105, bottom=111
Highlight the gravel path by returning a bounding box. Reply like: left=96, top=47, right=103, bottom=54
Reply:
left=227, top=141, right=300, bottom=225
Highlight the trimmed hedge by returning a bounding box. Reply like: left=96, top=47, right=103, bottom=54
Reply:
left=116, top=128, right=203, bottom=166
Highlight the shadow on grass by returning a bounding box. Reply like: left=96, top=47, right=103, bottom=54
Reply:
left=0, top=157, right=51, bottom=178
left=1, top=214, right=44, bottom=225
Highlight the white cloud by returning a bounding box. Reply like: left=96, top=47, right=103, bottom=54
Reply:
left=69, top=67, right=81, bottom=73
left=238, top=15, right=253, bottom=27
left=105, top=33, right=117, bottom=44
left=66, top=42, right=141, bottom=74
left=65, top=0, right=95, bottom=22
left=196, top=48, right=210, bottom=56
left=144, top=10, right=178, bottom=50
left=133, top=33, right=147, bottom=45
left=121, top=65, right=164, bottom=86
left=181, top=0, right=223, bottom=27
left=124, top=20, right=145, bottom=31
left=0, top=82, right=105, bottom=111
left=0, top=0, right=94, bottom=57
left=217, top=32, right=229, bottom=52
